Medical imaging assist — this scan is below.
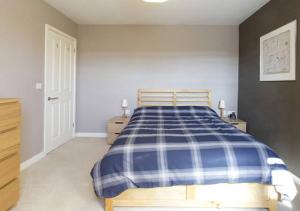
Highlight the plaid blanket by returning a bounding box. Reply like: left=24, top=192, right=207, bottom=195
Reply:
left=91, top=106, right=296, bottom=200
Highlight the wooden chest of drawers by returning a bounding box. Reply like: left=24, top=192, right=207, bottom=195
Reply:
left=0, top=99, right=20, bottom=211
left=107, top=116, right=130, bottom=145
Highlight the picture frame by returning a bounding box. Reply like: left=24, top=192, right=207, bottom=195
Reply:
left=260, top=20, right=297, bottom=81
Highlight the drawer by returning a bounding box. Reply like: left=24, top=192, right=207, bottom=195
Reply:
left=0, top=145, right=18, bottom=161
left=107, top=122, right=127, bottom=133
left=107, top=133, right=120, bottom=145
left=0, top=102, right=21, bottom=133
left=234, top=123, right=247, bottom=132
left=187, top=184, right=271, bottom=202
left=0, top=179, right=19, bottom=211
left=0, top=128, right=20, bottom=157
left=0, top=153, right=20, bottom=189
left=115, top=186, right=186, bottom=200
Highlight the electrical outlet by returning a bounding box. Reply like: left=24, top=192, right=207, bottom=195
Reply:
left=35, top=82, right=42, bottom=90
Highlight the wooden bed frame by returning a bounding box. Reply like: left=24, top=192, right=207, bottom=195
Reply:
left=105, top=89, right=279, bottom=211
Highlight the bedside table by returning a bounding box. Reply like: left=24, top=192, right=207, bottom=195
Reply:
left=107, top=116, right=130, bottom=145
left=222, top=117, right=247, bottom=132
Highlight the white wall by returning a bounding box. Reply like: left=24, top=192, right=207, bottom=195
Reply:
left=76, top=25, right=239, bottom=133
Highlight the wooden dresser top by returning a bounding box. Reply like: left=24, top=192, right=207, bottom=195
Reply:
left=0, top=99, right=19, bottom=104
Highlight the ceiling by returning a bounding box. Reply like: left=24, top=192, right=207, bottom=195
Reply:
left=44, top=0, right=270, bottom=25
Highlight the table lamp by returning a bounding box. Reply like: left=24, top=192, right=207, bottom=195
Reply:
left=121, top=99, right=128, bottom=118
left=218, top=100, right=226, bottom=118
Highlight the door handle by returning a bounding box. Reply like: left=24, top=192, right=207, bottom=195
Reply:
left=48, top=97, right=59, bottom=101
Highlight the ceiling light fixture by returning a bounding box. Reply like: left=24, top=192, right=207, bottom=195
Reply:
left=143, top=0, right=169, bottom=3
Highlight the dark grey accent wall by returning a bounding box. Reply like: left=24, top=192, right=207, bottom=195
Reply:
left=239, top=0, right=300, bottom=176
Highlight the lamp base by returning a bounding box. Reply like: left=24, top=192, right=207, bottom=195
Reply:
left=122, top=108, right=127, bottom=118
left=220, top=108, right=225, bottom=118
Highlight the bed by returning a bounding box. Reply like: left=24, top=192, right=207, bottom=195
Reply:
left=91, top=89, right=296, bottom=211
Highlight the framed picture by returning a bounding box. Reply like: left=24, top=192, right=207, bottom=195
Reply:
left=260, top=20, right=297, bottom=81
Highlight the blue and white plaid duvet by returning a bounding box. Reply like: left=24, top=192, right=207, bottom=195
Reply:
left=91, top=106, right=296, bottom=200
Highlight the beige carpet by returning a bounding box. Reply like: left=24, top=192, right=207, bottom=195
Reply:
left=11, top=138, right=108, bottom=211
left=11, top=138, right=298, bottom=211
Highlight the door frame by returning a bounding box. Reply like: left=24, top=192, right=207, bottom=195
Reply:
left=43, top=24, right=77, bottom=153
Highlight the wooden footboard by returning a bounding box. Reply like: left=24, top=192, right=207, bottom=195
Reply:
left=105, top=184, right=279, bottom=211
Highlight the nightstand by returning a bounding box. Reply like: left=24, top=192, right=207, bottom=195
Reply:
left=107, top=116, right=130, bottom=144
left=222, top=117, right=247, bottom=132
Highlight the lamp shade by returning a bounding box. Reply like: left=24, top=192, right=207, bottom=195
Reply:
left=218, top=100, right=226, bottom=109
left=122, top=99, right=128, bottom=108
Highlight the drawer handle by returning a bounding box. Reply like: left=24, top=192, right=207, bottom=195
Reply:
left=115, top=122, right=124, bottom=124
left=0, top=127, right=17, bottom=135
left=0, top=152, right=18, bottom=162
left=231, top=123, right=239, bottom=125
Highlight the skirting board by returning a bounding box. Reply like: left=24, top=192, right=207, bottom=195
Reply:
left=20, top=151, right=46, bottom=171
left=76, top=133, right=107, bottom=138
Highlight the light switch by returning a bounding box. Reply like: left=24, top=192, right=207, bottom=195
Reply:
left=35, top=83, right=42, bottom=90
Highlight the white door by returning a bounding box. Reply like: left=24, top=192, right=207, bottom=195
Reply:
left=44, top=25, right=76, bottom=153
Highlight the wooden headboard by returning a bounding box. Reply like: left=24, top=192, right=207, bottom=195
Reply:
left=137, top=89, right=212, bottom=107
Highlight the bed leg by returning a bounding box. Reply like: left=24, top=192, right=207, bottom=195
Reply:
left=105, top=199, right=113, bottom=211
left=269, top=200, right=277, bottom=211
